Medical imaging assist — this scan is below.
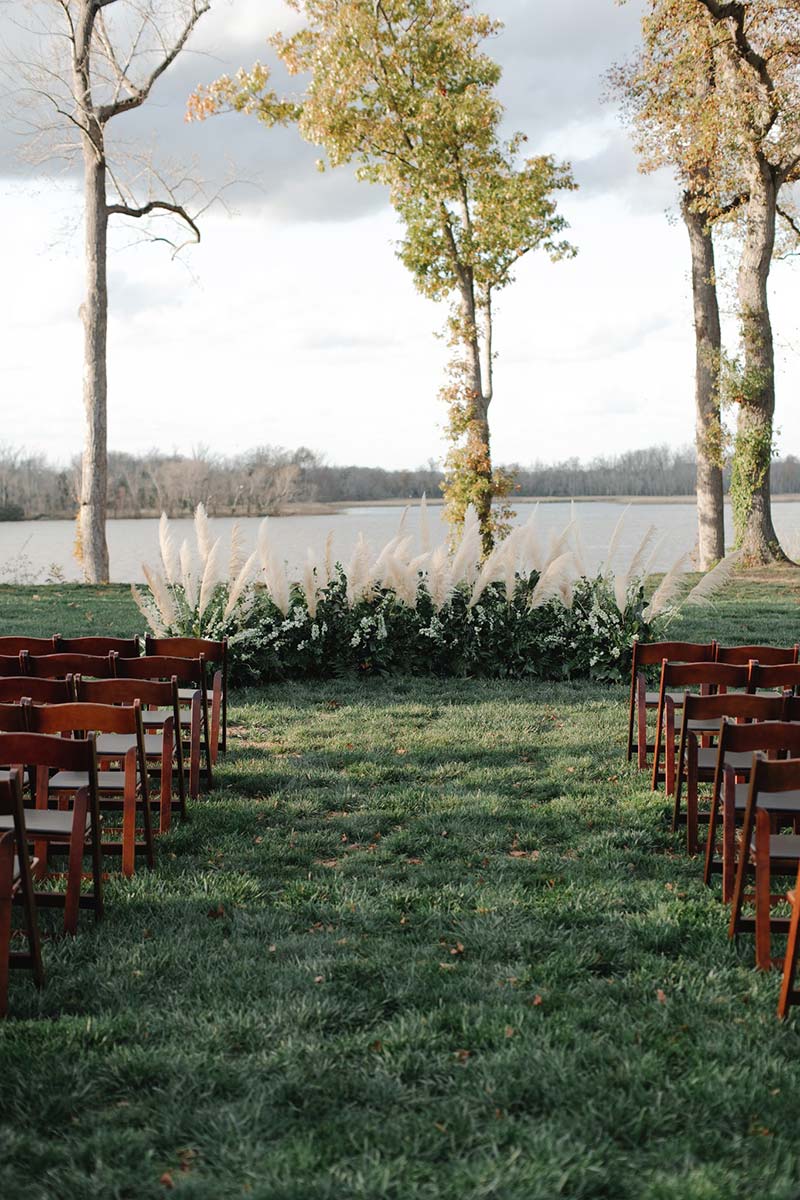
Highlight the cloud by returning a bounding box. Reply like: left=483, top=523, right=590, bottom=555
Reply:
left=0, top=0, right=652, bottom=223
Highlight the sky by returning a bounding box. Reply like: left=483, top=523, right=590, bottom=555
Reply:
left=0, top=0, right=798, bottom=472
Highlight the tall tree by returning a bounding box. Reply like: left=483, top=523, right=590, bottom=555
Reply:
left=612, top=2, right=732, bottom=568
left=695, top=0, right=800, bottom=562
left=189, top=0, right=575, bottom=551
left=9, top=0, right=211, bottom=581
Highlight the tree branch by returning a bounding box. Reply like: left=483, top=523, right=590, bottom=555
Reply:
left=106, top=199, right=201, bottom=246
left=97, top=1, right=210, bottom=122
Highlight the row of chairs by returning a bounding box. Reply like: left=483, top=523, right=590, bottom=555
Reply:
left=0, top=634, right=229, bottom=761
left=0, top=633, right=230, bottom=1017
left=627, top=640, right=800, bottom=1020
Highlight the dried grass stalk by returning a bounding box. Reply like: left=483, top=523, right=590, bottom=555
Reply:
left=159, top=513, right=179, bottom=585
left=194, top=502, right=213, bottom=567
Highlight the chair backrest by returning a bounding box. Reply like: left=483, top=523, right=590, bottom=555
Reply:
left=76, top=676, right=177, bottom=709
left=24, top=652, right=117, bottom=680
left=0, top=730, right=95, bottom=773
left=716, top=643, right=799, bottom=666
left=27, top=700, right=141, bottom=737
left=717, top=717, right=800, bottom=758
left=683, top=691, right=784, bottom=725
left=633, top=640, right=716, bottom=670
left=749, top=662, right=800, bottom=694
left=749, top=753, right=800, bottom=799
left=0, top=676, right=74, bottom=705
left=55, top=636, right=140, bottom=658
left=780, top=696, right=800, bottom=723
left=0, top=704, right=28, bottom=733
left=145, top=635, right=226, bottom=665
left=660, top=660, right=750, bottom=691
left=0, top=654, right=25, bottom=678
left=116, top=654, right=206, bottom=687
left=0, top=636, right=58, bottom=655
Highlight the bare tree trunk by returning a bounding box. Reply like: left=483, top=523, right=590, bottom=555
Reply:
left=683, top=196, right=725, bottom=568
left=79, top=150, right=110, bottom=583
left=461, top=285, right=493, bottom=553
left=731, top=160, right=784, bottom=564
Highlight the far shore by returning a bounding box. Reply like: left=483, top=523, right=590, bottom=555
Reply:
left=6, top=493, right=800, bottom=522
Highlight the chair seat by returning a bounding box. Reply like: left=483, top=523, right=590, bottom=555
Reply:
left=142, top=709, right=189, bottom=728
left=0, top=808, right=91, bottom=835
left=732, top=785, right=800, bottom=812
left=697, top=749, right=753, bottom=772
left=646, top=691, right=685, bottom=706
left=687, top=718, right=723, bottom=733
left=96, top=733, right=164, bottom=757
left=177, top=687, right=200, bottom=701
left=49, top=769, right=133, bottom=792
left=752, top=833, right=800, bottom=861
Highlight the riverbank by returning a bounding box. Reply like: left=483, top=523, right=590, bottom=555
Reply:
left=8, top=493, right=800, bottom=521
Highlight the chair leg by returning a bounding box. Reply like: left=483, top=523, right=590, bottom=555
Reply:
left=0, top=836, right=12, bottom=1019
left=664, top=699, right=676, bottom=799
left=778, top=884, right=800, bottom=1018
left=637, top=676, right=648, bottom=769
left=159, top=726, right=173, bottom=834
left=63, top=788, right=89, bottom=936
left=189, top=696, right=201, bottom=800
left=722, top=775, right=736, bottom=904
left=755, top=808, right=773, bottom=970
left=210, top=670, right=222, bottom=767
left=685, top=733, right=698, bottom=856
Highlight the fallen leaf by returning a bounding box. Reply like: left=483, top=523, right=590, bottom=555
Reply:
left=531, top=994, right=543, bottom=1007
left=504, top=1025, right=515, bottom=1038
left=207, top=904, right=225, bottom=919
left=268, top=944, right=276, bottom=953
left=314, top=975, right=325, bottom=984
left=160, top=1173, right=174, bottom=1190
left=656, top=989, right=667, bottom=1004
left=406, top=857, right=423, bottom=865
left=454, top=1049, right=471, bottom=1063
left=370, top=1040, right=383, bottom=1053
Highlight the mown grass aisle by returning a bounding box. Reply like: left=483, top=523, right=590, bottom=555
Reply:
left=3, top=671, right=800, bottom=1199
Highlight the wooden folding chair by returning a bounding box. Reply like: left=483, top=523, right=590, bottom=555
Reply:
left=0, top=769, right=44, bottom=1017
left=76, top=677, right=185, bottom=833
left=702, top=716, right=800, bottom=897
left=674, top=692, right=784, bottom=855
left=748, top=662, right=800, bottom=697
left=728, top=755, right=800, bottom=970
left=651, top=661, right=750, bottom=794
left=56, top=636, right=140, bottom=658
left=24, top=652, right=117, bottom=680
left=626, top=639, right=716, bottom=768
left=0, top=729, right=101, bottom=934
left=0, top=677, right=74, bottom=705
left=146, top=636, right=228, bottom=762
left=0, top=636, right=58, bottom=655
left=716, top=644, right=799, bottom=666
left=117, top=655, right=208, bottom=798
left=27, top=702, right=153, bottom=879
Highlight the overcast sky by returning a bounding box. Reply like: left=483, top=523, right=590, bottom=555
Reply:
left=1, top=0, right=798, bottom=471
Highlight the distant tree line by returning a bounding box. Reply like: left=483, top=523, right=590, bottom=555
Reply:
left=3, top=443, right=800, bottom=521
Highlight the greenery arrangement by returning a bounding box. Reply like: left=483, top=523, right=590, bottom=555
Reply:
left=132, top=504, right=740, bottom=685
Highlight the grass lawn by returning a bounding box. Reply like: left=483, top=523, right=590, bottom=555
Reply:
left=1, top=573, right=800, bottom=1198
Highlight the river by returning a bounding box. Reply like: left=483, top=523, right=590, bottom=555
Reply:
left=1, top=500, right=799, bottom=584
